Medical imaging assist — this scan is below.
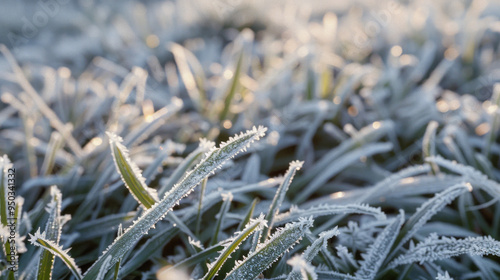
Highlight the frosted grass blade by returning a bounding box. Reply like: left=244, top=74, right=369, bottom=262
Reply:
left=225, top=217, right=313, bottom=280
left=262, top=160, right=303, bottom=241
left=275, top=204, right=386, bottom=226
left=389, top=234, right=500, bottom=268
left=29, top=229, right=83, bottom=280
left=355, top=211, right=405, bottom=280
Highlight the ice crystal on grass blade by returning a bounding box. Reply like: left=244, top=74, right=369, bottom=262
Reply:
left=226, top=217, right=314, bottom=280
left=389, top=234, right=500, bottom=268
left=82, top=126, right=266, bottom=279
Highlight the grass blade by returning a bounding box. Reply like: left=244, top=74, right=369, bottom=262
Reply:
left=107, top=132, right=159, bottom=208
left=203, top=214, right=267, bottom=280
left=262, top=160, right=303, bottom=241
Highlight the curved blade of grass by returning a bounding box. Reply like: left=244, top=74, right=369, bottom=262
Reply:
left=389, top=234, right=500, bottom=268
left=262, top=160, right=303, bottom=241
left=386, top=183, right=472, bottom=263
left=426, top=156, right=500, bottom=198
left=354, top=211, right=405, bottom=280
left=275, top=204, right=386, bottom=226
left=303, top=227, right=339, bottom=263
left=204, top=214, right=267, bottom=280
left=83, top=126, right=267, bottom=279
left=107, top=132, right=159, bottom=208
left=28, top=229, right=83, bottom=280
left=37, top=186, right=65, bottom=280
left=225, top=217, right=314, bottom=280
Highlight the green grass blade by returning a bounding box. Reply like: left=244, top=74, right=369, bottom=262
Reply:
left=107, top=132, right=159, bottom=208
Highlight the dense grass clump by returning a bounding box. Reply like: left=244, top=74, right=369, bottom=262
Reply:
left=1, top=0, right=500, bottom=279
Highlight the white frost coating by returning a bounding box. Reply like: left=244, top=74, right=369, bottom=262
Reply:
left=83, top=126, right=267, bottom=279
left=96, top=255, right=112, bottom=280
left=436, top=271, right=454, bottom=280
left=390, top=234, right=500, bottom=268
left=107, top=131, right=160, bottom=207
left=286, top=255, right=318, bottom=280
left=189, top=236, right=204, bottom=250
left=427, top=155, right=500, bottom=197
left=275, top=204, right=386, bottom=226
left=303, top=227, right=340, bottom=262
left=221, top=192, right=233, bottom=202
left=225, top=216, right=314, bottom=280
left=29, top=229, right=83, bottom=279
left=355, top=211, right=405, bottom=280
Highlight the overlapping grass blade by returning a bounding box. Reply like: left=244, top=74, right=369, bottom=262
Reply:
left=82, top=126, right=267, bottom=279
left=355, top=211, right=405, bottom=280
